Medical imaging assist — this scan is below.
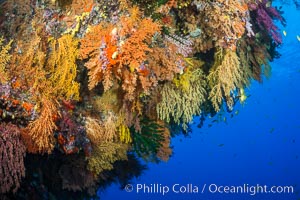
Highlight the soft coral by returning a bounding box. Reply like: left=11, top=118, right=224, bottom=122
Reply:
left=249, top=0, right=286, bottom=44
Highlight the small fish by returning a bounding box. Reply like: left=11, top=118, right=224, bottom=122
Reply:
left=283, top=30, right=287, bottom=36
left=269, top=128, right=275, bottom=133
left=208, top=124, right=212, bottom=128
left=218, top=144, right=224, bottom=147
left=297, top=35, right=300, bottom=42
left=179, top=68, right=184, bottom=75
left=235, top=110, right=239, bottom=115
left=212, top=119, right=218, bottom=123
left=2, top=111, right=6, bottom=118
left=111, top=51, right=118, bottom=59
left=239, top=88, right=247, bottom=103
left=268, top=161, right=273, bottom=166
left=230, top=114, right=234, bottom=118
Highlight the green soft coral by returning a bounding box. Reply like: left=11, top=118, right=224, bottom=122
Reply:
left=131, top=118, right=164, bottom=162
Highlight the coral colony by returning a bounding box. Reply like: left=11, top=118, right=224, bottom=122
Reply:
left=0, top=0, right=284, bottom=199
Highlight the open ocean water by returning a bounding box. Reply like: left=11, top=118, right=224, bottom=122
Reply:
left=100, top=2, right=300, bottom=200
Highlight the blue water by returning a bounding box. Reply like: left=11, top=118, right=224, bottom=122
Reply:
left=100, top=3, right=300, bottom=200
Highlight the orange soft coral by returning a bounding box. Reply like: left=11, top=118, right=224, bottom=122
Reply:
left=80, top=7, right=162, bottom=98
left=80, top=7, right=183, bottom=100
left=80, top=23, right=117, bottom=90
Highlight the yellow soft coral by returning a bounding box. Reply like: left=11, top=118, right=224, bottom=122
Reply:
left=48, top=34, right=80, bottom=100
left=87, top=142, right=128, bottom=175
left=85, top=113, right=119, bottom=144
left=118, top=124, right=132, bottom=143
left=157, top=66, right=206, bottom=130
left=173, top=58, right=204, bottom=92
left=208, top=48, right=249, bottom=111
left=0, top=37, right=12, bottom=83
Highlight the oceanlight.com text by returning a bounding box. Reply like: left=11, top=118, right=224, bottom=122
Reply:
left=207, top=183, right=294, bottom=196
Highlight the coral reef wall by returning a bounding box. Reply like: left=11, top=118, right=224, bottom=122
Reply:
left=0, top=0, right=285, bottom=198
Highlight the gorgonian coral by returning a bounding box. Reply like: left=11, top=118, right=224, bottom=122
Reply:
left=249, top=0, right=286, bottom=44
left=23, top=99, right=59, bottom=154
left=0, top=37, right=12, bottom=83
left=157, top=63, right=207, bottom=130
left=48, top=34, right=80, bottom=100
left=0, top=123, right=26, bottom=193
left=208, top=48, right=247, bottom=112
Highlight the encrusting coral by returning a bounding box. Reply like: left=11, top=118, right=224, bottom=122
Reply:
left=198, top=0, right=248, bottom=50
left=177, top=0, right=249, bottom=52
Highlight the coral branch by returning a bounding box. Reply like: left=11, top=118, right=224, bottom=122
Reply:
left=25, top=99, right=59, bottom=154
left=0, top=37, right=12, bottom=83
left=48, top=34, right=80, bottom=100
left=0, top=123, right=26, bottom=193
left=157, top=64, right=206, bottom=130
